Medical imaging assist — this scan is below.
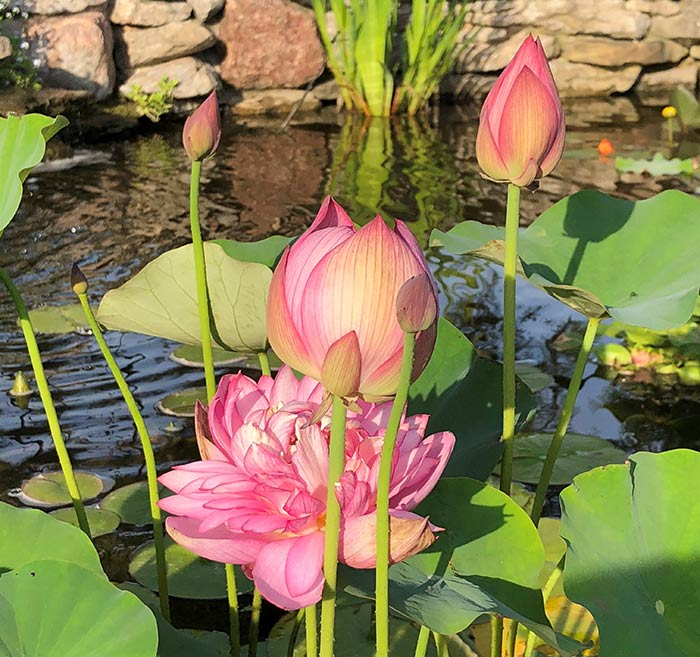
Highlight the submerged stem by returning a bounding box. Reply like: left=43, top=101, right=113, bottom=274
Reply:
left=0, top=269, right=90, bottom=537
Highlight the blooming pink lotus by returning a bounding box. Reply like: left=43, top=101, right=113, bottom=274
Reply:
left=267, top=197, right=438, bottom=400
left=476, top=35, right=564, bottom=188
left=158, top=367, right=454, bottom=610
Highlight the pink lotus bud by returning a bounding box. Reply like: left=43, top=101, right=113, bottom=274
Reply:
left=321, top=331, right=362, bottom=397
left=182, top=91, right=221, bottom=161
left=267, top=197, right=439, bottom=399
left=476, top=35, right=565, bottom=188
left=396, top=273, right=437, bottom=334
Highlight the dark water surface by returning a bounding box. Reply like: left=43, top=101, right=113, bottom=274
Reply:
left=1, top=98, right=699, bottom=557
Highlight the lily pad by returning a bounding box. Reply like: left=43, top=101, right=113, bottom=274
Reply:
left=26, top=303, right=89, bottom=334
left=129, top=537, right=253, bottom=599
left=157, top=387, right=207, bottom=417
left=510, top=433, right=627, bottom=486
left=19, top=471, right=110, bottom=508
left=170, top=344, right=282, bottom=371
left=515, top=362, right=554, bottom=393
left=0, top=560, right=158, bottom=657
left=101, top=481, right=172, bottom=526
left=214, top=235, right=293, bottom=269
left=50, top=506, right=120, bottom=537
left=560, top=449, right=700, bottom=657
left=614, top=153, right=697, bottom=176
left=0, top=114, right=69, bottom=234
left=432, top=190, right=700, bottom=329
left=97, top=242, right=271, bottom=353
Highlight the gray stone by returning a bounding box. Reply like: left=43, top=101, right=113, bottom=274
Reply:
left=310, top=78, right=339, bottom=102
left=636, top=59, right=698, bottom=101
left=691, top=45, right=700, bottom=60
left=115, top=20, right=216, bottom=69
left=120, top=56, right=218, bottom=98
left=187, top=0, right=225, bottom=22
left=0, top=36, right=11, bottom=61
left=15, top=0, right=106, bottom=14
left=549, top=59, right=641, bottom=97
left=626, top=0, right=681, bottom=16
left=560, top=36, right=687, bottom=66
left=232, top=88, right=320, bottom=115
left=652, top=5, right=700, bottom=39
left=109, top=0, right=191, bottom=26
left=441, top=72, right=498, bottom=101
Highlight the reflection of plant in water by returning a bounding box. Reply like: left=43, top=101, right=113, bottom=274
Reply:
left=123, top=77, right=178, bottom=122
left=128, top=134, right=179, bottom=179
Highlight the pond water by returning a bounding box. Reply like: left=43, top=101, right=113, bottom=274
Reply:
left=2, top=97, right=700, bottom=584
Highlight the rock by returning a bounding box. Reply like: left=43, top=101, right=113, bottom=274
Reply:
left=691, top=45, right=700, bottom=60
left=187, top=0, right=225, bottom=22
left=456, top=29, right=559, bottom=73
left=0, top=36, right=11, bottom=61
left=562, top=97, right=640, bottom=128
left=24, top=12, right=115, bottom=101
left=560, top=36, right=687, bottom=66
left=231, top=88, right=320, bottom=115
left=441, top=72, right=498, bottom=101
left=652, top=5, right=700, bottom=39
left=466, top=25, right=507, bottom=44
left=15, top=0, right=106, bottom=14
left=115, top=20, right=215, bottom=69
left=636, top=59, right=698, bottom=104
left=219, top=0, right=325, bottom=89
left=626, top=0, right=681, bottom=16
left=120, top=57, right=218, bottom=98
left=549, top=59, right=641, bottom=97
left=310, top=78, right=339, bottom=102
left=109, top=0, right=191, bottom=26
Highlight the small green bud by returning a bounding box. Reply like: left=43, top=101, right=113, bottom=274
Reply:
left=9, top=370, right=32, bottom=397
left=71, top=262, right=88, bottom=295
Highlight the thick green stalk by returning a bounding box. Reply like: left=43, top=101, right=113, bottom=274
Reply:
left=530, top=317, right=600, bottom=524
left=0, top=269, right=90, bottom=537
left=376, top=332, right=416, bottom=657
left=505, top=620, right=517, bottom=657
left=319, top=395, right=348, bottom=657
left=248, top=588, right=262, bottom=657
left=413, top=626, right=430, bottom=657
left=490, top=616, right=503, bottom=657
left=499, top=183, right=521, bottom=495
left=257, top=351, right=272, bottom=377
left=189, top=160, right=216, bottom=401
left=523, top=556, right=565, bottom=657
left=226, top=564, right=240, bottom=657
left=432, top=632, right=449, bottom=657
left=305, top=604, right=318, bottom=657
left=75, top=291, right=170, bottom=620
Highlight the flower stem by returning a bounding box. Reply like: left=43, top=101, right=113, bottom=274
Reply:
left=75, top=289, right=170, bottom=620
left=414, top=626, right=430, bottom=657
left=248, top=587, right=262, bottom=657
left=305, top=604, right=318, bottom=657
left=226, top=564, right=240, bottom=657
left=432, top=632, right=449, bottom=657
left=490, top=616, right=503, bottom=657
left=530, top=317, right=600, bottom=524
left=376, top=331, right=416, bottom=657
left=257, top=351, right=272, bottom=377
left=0, top=269, right=90, bottom=538
left=189, top=160, right=216, bottom=401
left=500, top=182, right=521, bottom=495
left=288, top=608, right=306, bottom=657
left=523, top=555, right=565, bottom=657
left=319, top=394, right=348, bottom=657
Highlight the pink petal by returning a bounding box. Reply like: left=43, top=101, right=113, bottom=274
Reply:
left=268, top=366, right=300, bottom=406
left=476, top=114, right=510, bottom=182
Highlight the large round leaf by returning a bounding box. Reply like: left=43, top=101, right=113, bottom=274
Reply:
left=214, top=236, right=292, bottom=269
left=0, top=560, right=158, bottom=657
left=0, top=114, right=68, bottom=234
left=560, top=449, right=700, bottom=656
left=408, top=318, right=536, bottom=480
left=96, top=242, right=270, bottom=353
left=101, top=481, right=172, bottom=526
left=432, top=190, right=700, bottom=329
left=50, top=507, right=120, bottom=538
left=0, top=502, right=102, bottom=576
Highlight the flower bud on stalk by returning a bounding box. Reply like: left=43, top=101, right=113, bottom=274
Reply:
left=70, top=262, right=88, bottom=295
left=396, top=273, right=438, bottom=334
left=182, top=91, right=221, bottom=161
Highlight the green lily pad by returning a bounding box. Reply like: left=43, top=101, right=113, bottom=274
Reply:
left=614, top=153, right=697, bottom=176
left=510, top=433, right=627, bottom=486
left=101, top=481, right=172, bottom=526
left=0, top=113, right=69, bottom=235
left=26, top=303, right=89, bottom=334
left=50, top=506, right=120, bottom=537
left=170, top=344, right=283, bottom=371
left=129, top=537, right=253, bottom=599
left=0, top=560, right=158, bottom=657
left=514, top=362, right=553, bottom=393
left=560, top=449, right=700, bottom=657
left=214, top=235, right=292, bottom=269
left=19, top=471, right=110, bottom=508
left=157, top=387, right=207, bottom=417
left=97, top=242, right=271, bottom=353
left=0, top=501, right=102, bottom=576
left=432, top=190, right=700, bottom=329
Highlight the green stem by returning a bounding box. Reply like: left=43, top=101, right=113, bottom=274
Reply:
left=305, top=604, right=318, bottom=657
left=189, top=160, right=216, bottom=401
left=530, top=318, right=600, bottom=524
left=413, top=626, right=430, bottom=657
left=491, top=615, right=503, bottom=657
left=523, top=556, right=565, bottom=657
left=319, top=395, right=348, bottom=657
left=499, top=182, right=521, bottom=496
left=248, top=588, right=262, bottom=657
left=667, top=118, right=674, bottom=150
left=376, top=332, right=416, bottom=657
left=505, top=619, right=517, bottom=657
left=257, top=351, right=272, bottom=377
left=432, top=632, right=449, bottom=657
left=76, top=291, right=170, bottom=620
left=226, top=564, right=240, bottom=657
left=0, top=269, right=90, bottom=538
left=288, top=608, right=306, bottom=657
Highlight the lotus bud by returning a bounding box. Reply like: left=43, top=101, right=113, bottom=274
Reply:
left=70, top=262, right=88, bottom=295
left=476, top=35, right=565, bottom=188
left=320, top=331, right=362, bottom=398
left=9, top=370, right=32, bottom=398
left=396, top=273, right=438, bottom=334
left=183, top=91, right=221, bottom=162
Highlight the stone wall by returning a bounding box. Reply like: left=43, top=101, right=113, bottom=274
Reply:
left=2, top=0, right=699, bottom=109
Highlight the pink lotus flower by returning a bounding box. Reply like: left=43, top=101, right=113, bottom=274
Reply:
left=476, top=35, right=564, bottom=188
left=267, top=197, right=438, bottom=400
left=183, top=91, right=221, bottom=161
left=158, top=367, right=454, bottom=610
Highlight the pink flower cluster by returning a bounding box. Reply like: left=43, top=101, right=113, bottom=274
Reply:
left=159, top=366, right=454, bottom=609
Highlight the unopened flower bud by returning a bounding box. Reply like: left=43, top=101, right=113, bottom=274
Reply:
left=183, top=91, right=221, bottom=162
left=9, top=370, right=31, bottom=397
left=396, top=273, right=438, bottom=333
left=320, top=331, right=362, bottom=398
left=71, top=262, right=88, bottom=295
left=662, top=106, right=677, bottom=119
